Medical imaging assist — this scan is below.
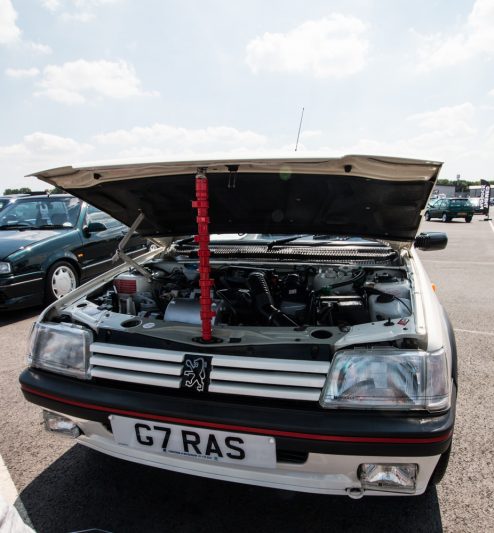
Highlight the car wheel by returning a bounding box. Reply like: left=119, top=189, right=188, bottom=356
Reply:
left=442, top=213, right=449, bottom=223
left=45, top=261, right=79, bottom=303
left=465, top=216, right=472, bottom=223
left=424, top=211, right=431, bottom=221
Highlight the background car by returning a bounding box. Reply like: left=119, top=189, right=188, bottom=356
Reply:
left=0, top=193, right=149, bottom=310
left=424, top=197, right=474, bottom=222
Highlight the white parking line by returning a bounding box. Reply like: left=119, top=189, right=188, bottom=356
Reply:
left=456, top=328, right=494, bottom=337
left=0, top=453, right=18, bottom=505
left=0, top=453, right=34, bottom=530
left=489, top=220, right=494, bottom=234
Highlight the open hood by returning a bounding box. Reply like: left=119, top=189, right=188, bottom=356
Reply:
left=31, top=155, right=441, bottom=245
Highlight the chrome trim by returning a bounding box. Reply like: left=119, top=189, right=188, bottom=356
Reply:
left=2, top=277, right=43, bottom=287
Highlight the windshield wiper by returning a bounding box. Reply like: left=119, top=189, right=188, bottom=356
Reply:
left=37, top=224, right=73, bottom=229
left=0, top=224, right=37, bottom=230
left=266, top=235, right=310, bottom=250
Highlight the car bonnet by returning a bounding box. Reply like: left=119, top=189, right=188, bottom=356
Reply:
left=30, top=155, right=442, bottom=247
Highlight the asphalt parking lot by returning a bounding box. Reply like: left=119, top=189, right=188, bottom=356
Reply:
left=1, top=217, right=493, bottom=533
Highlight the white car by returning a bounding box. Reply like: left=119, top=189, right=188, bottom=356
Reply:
left=20, top=155, right=456, bottom=498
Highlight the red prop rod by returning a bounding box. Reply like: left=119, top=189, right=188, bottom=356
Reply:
left=192, top=168, right=214, bottom=342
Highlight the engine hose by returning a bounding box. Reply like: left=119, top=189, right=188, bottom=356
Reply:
left=247, top=272, right=298, bottom=327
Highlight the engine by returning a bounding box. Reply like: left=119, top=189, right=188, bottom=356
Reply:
left=91, top=260, right=412, bottom=329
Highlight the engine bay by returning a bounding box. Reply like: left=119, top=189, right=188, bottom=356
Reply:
left=85, top=258, right=413, bottom=331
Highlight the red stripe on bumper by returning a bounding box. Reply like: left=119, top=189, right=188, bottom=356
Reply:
left=21, top=385, right=452, bottom=445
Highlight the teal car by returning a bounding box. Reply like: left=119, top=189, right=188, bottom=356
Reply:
left=424, top=197, right=474, bottom=223
left=0, top=194, right=148, bottom=310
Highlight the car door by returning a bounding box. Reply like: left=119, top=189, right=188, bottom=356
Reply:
left=432, top=200, right=444, bottom=218
left=77, top=205, right=128, bottom=280
left=77, top=205, right=148, bottom=281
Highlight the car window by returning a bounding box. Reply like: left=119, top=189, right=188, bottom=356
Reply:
left=0, top=197, right=81, bottom=227
left=450, top=199, right=471, bottom=207
left=86, top=205, right=125, bottom=230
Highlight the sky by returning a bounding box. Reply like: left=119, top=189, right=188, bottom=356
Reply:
left=1, top=0, right=494, bottom=190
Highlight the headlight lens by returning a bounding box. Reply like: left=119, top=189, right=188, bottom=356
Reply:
left=28, top=322, right=92, bottom=379
left=320, top=348, right=450, bottom=411
left=0, top=262, right=12, bottom=274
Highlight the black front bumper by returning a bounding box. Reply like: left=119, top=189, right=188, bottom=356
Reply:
left=20, top=368, right=455, bottom=457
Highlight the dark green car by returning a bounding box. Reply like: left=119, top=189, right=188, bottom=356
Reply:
left=0, top=194, right=148, bottom=310
left=424, top=197, right=474, bottom=223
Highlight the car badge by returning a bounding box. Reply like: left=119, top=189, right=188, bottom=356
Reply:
left=182, top=354, right=212, bottom=392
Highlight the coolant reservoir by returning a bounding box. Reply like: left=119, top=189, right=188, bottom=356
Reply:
left=369, top=294, right=411, bottom=322
left=369, top=280, right=410, bottom=298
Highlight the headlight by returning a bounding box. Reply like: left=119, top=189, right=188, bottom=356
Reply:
left=28, top=322, right=92, bottom=379
left=0, top=262, right=12, bottom=274
left=320, top=348, right=450, bottom=411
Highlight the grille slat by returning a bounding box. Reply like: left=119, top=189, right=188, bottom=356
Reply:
left=91, top=342, right=184, bottom=363
left=91, top=354, right=183, bottom=376
left=91, top=367, right=182, bottom=388
left=208, top=382, right=321, bottom=401
left=210, top=368, right=326, bottom=388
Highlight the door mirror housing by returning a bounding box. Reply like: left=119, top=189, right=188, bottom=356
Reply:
left=414, top=232, right=448, bottom=251
left=83, top=222, right=107, bottom=236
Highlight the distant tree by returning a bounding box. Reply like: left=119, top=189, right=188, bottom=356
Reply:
left=49, top=186, right=64, bottom=194
left=3, top=187, right=32, bottom=195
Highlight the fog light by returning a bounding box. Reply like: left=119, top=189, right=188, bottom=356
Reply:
left=43, top=410, right=81, bottom=438
left=358, top=463, right=417, bottom=493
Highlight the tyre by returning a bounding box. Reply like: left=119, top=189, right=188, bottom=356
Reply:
left=442, top=213, right=449, bottom=223
left=465, top=216, right=472, bottom=223
left=424, top=211, right=431, bottom=221
left=45, top=261, right=79, bottom=303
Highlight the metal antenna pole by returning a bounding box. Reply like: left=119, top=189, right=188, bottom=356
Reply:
left=294, top=107, right=305, bottom=152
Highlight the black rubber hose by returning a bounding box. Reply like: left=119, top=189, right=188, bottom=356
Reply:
left=247, top=272, right=298, bottom=327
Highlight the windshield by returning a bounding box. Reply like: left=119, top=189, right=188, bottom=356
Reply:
left=0, top=197, right=81, bottom=229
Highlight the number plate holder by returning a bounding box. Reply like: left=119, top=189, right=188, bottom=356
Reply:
left=110, top=415, right=277, bottom=468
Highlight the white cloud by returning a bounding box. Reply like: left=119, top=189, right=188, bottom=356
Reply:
left=59, top=11, right=95, bottom=22
left=245, top=15, right=369, bottom=78
left=5, top=67, right=40, bottom=78
left=0, top=0, right=21, bottom=44
left=0, top=132, right=94, bottom=189
left=94, top=124, right=268, bottom=155
left=40, top=0, right=60, bottom=10
left=25, top=41, right=52, bottom=54
left=407, top=102, right=476, bottom=137
left=415, top=0, right=494, bottom=71
left=40, top=0, right=122, bottom=22
left=35, top=59, right=158, bottom=104
left=0, top=0, right=52, bottom=53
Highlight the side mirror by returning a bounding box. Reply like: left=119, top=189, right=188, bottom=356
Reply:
left=83, top=222, right=107, bottom=236
left=414, top=232, right=448, bottom=251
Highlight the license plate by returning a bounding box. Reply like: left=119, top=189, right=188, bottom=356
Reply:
left=110, top=415, right=277, bottom=468
left=457, top=212, right=466, bottom=216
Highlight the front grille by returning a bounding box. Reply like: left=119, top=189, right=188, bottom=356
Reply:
left=89, top=342, right=329, bottom=402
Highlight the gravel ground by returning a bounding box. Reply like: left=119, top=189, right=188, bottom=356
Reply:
left=0, top=217, right=493, bottom=533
